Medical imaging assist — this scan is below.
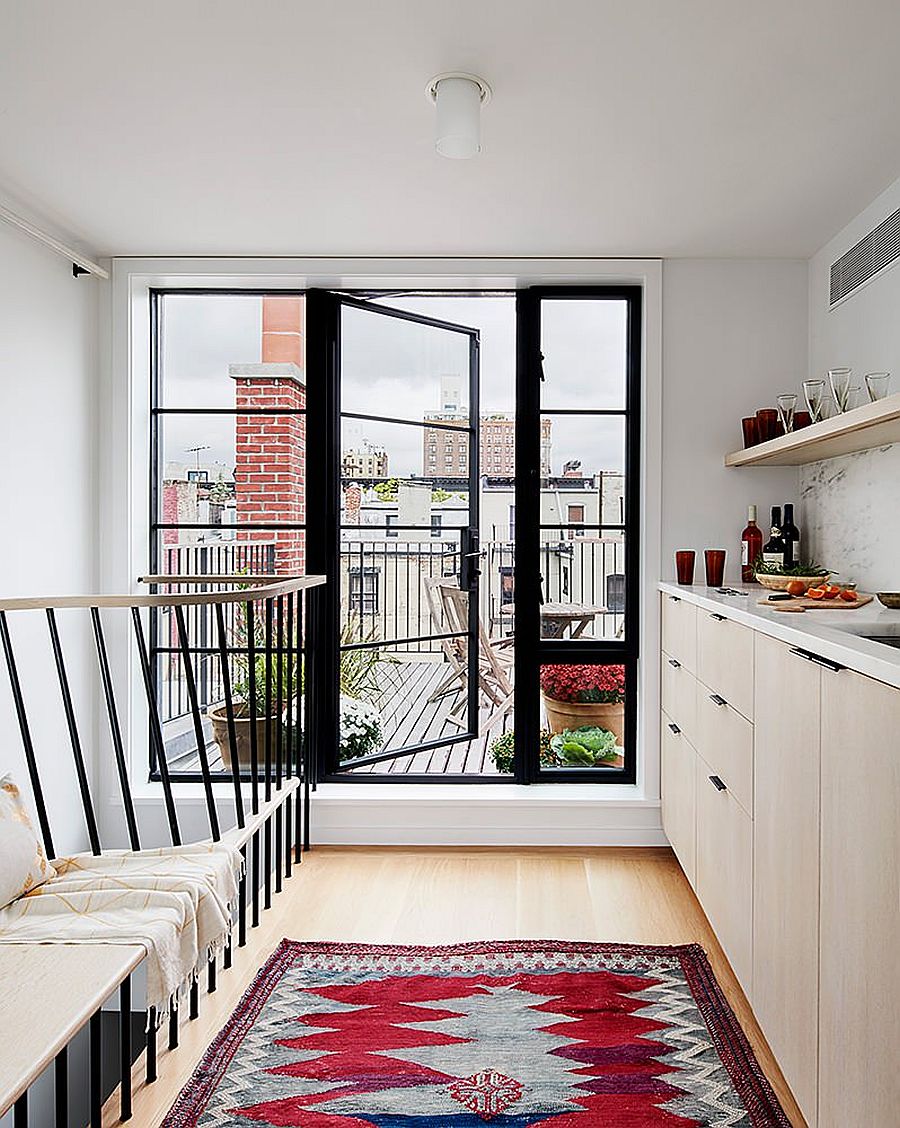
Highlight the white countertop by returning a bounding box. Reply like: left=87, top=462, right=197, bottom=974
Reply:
left=658, top=581, right=900, bottom=690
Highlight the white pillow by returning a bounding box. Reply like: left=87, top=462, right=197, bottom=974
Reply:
left=0, top=773, right=56, bottom=908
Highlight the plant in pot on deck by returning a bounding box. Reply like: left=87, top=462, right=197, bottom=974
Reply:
left=540, top=664, right=626, bottom=747
left=208, top=649, right=298, bottom=771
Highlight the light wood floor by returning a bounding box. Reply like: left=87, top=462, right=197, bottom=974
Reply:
left=103, top=847, right=805, bottom=1127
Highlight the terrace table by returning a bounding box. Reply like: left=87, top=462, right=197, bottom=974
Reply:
left=540, top=602, right=607, bottom=639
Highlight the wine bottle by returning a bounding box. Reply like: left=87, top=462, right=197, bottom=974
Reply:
left=741, top=504, right=763, bottom=582
left=762, top=506, right=785, bottom=570
left=781, top=503, right=800, bottom=568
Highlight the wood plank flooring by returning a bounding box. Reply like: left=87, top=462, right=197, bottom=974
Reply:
left=102, top=847, right=806, bottom=1127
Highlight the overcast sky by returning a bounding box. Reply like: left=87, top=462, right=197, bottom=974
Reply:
left=161, top=293, right=627, bottom=479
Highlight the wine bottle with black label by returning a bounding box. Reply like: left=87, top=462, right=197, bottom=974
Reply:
left=762, top=506, right=785, bottom=570
left=781, top=503, right=800, bottom=568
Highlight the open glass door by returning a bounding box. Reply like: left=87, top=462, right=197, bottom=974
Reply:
left=309, top=293, right=484, bottom=778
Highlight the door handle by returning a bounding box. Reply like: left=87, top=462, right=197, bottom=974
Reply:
left=709, top=613, right=726, bottom=622
left=788, top=647, right=845, bottom=672
left=668, top=595, right=681, bottom=603
left=667, top=658, right=681, bottom=668
left=668, top=722, right=681, bottom=734
left=708, top=693, right=727, bottom=707
left=708, top=775, right=727, bottom=792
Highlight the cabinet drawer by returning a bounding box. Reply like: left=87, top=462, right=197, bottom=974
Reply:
left=697, top=611, right=754, bottom=719
left=661, top=653, right=697, bottom=742
left=695, top=762, right=753, bottom=995
left=661, top=714, right=697, bottom=887
left=696, top=687, right=753, bottom=816
left=661, top=593, right=697, bottom=673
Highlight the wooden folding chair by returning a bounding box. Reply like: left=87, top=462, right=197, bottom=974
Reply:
left=423, top=577, right=515, bottom=736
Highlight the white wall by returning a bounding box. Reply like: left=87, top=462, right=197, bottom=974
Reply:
left=0, top=221, right=100, bottom=856
left=662, top=260, right=807, bottom=583
left=802, top=175, right=900, bottom=590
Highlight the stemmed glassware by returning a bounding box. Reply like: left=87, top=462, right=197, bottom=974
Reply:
left=803, top=379, right=827, bottom=423
left=865, top=372, right=892, bottom=401
left=828, top=367, right=854, bottom=413
left=776, top=393, right=797, bottom=434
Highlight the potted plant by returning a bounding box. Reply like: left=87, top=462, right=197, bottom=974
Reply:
left=549, top=726, right=624, bottom=769
left=488, top=729, right=554, bottom=773
left=540, top=664, right=626, bottom=746
left=339, top=695, right=383, bottom=762
left=208, top=650, right=297, bottom=770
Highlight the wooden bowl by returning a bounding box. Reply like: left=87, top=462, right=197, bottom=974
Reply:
left=755, top=572, right=830, bottom=591
left=876, top=592, right=900, bottom=609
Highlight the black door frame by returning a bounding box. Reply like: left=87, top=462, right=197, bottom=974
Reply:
left=514, top=286, right=642, bottom=785
left=306, top=290, right=485, bottom=783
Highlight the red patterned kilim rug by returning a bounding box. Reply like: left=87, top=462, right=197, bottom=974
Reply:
left=163, top=940, right=791, bottom=1127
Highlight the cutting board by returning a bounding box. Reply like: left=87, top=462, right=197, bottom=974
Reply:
left=758, top=593, right=874, bottom=613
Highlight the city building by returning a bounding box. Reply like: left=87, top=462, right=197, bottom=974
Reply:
left=341, top=443, right=389, bottom=478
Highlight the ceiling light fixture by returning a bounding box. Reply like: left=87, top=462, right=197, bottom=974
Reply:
left=426, top=72, right=492, bottom=159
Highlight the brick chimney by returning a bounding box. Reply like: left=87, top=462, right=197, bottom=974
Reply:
left=230, top=297, right=306, bottom=574
left=344, top=482, right=362, bottom=525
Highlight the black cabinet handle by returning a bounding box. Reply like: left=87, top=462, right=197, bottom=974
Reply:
left=709, top=693, right=727, bottom=707
left=669, top=595, right=681, bottom=603
left=708, top=775, right=727, bottom=792
left=709, top=613, right=726, bottom=622
left=788, top=647, right=846, bottom=673
left=668, top=722, right=681, bottom=734
left=668, top=658, right=681, bottom=668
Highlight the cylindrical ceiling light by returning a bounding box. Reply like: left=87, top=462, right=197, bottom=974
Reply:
left=426, top=72, right=492, bottom=159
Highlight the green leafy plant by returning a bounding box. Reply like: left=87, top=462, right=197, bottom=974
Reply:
left=488, top=729, right=553, bottom=773
left=753, top=556, right=831, bottom=577
left=373, top=478, right=399, bottom=501
left=549, top=726, right=618, bottom=766
left=339, top=614, right=393, bottom=704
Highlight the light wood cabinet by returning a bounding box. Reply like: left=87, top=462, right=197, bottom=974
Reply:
left=753, top=635, right=821, bottom=1125
left=818, top=668, right=900, bottom=1127
left=661, top=651, right=697, bottom=743
left=661, top=594, right=697, bottom=673
left=661, top=715, right=696, bottom=885
left=697, top=610, right=754, bottom=720
left=695, top=758, right=753, bottom=994
left=696, top=686, right=753, bottom=816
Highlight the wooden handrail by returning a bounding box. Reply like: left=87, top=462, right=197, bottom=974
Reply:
left=138, top=574, right=295, bottom=585
left=0, top=575, right=325, bottom=613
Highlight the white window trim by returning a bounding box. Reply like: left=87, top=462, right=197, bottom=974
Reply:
left=103, top=257, right=662, bottom=846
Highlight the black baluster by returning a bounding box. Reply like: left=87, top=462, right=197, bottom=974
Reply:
left=247, top=601, right=259, bottom=815
left=146, top=1009, right=157, bottom=1084
left=120, top=976, right=132, bottom=1120
left=91, top=607, right=140, bottom=850
left=238, top=843, right=247, bottom=947
left=90, top=1009, right=102, bottom=1127
left=0, top=610, right=54, bottom=858
left=54, top=1046, right=67, bottom=1127
left=174, top=604, right=220, bottom=842
left=131, top=607, right=181, bottom=845
left=252, top=829, right=260, bottom=927
left=264, top=596, right=273, bottom=804
left=189, top=980, right=199, bottom=1021
left=168, top=1006, right=179, bottom=1051
left=264, top=815, right=272, bottom=910
left=47, top=609, right=101, bottom=854
left=214, top=602, right=245, bottom=830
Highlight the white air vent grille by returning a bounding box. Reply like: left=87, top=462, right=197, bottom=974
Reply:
left=830, top=205, right=900, bottom=306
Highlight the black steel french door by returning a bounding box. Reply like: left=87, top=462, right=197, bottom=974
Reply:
left=306, top=291, right=482, bottom=779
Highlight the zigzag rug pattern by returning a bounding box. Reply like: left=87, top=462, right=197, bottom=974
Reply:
left=162, top=940, right=791, bottom=1127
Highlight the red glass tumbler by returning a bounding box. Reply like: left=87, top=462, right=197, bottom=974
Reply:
left=675, top=551, right=696, bottom=586
left=756, top=408, right=778, bottom=443
left=705, top=549, right=726, bottom=587
left=741, top=417, right=758, bottom=448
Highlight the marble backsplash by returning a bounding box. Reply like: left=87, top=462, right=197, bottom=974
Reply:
left=799, top=444, right=900, bottom=591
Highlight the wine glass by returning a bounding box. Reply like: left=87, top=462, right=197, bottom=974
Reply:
left=776, top=394, right=797, bottom=434
left=865, top=372, right=892, bottom=401
left=828, top=367, right=853, bottom=413
left=803, top=379, right=826, bottom=423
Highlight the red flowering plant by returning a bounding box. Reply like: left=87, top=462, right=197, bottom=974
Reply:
left=539, top=664, right=626, bottom=704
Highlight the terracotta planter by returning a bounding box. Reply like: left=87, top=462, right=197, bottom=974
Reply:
left=207, top=703, right=280, bottom=770
left=541, top=695, right=625, bottom=746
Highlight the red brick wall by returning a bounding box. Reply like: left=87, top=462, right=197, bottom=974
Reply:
left=233, top=298, right=306, bottom=574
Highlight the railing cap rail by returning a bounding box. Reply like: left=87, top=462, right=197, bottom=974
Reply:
left=0, top=575, right=325, bottom=612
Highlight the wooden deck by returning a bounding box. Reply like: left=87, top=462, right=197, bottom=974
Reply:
left=346, top=659, right=508, bottom=776
left=165, top=657, right=510, bottom=778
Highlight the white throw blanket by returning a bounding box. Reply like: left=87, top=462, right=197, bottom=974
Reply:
left=0, top=842, right=242, bottom=1022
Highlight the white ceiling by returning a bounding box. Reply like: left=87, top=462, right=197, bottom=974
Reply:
left=1, top=1, right=900, bottom=259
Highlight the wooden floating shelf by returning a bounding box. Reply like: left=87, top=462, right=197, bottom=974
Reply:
left=725, top=391, right=900, bottom=467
